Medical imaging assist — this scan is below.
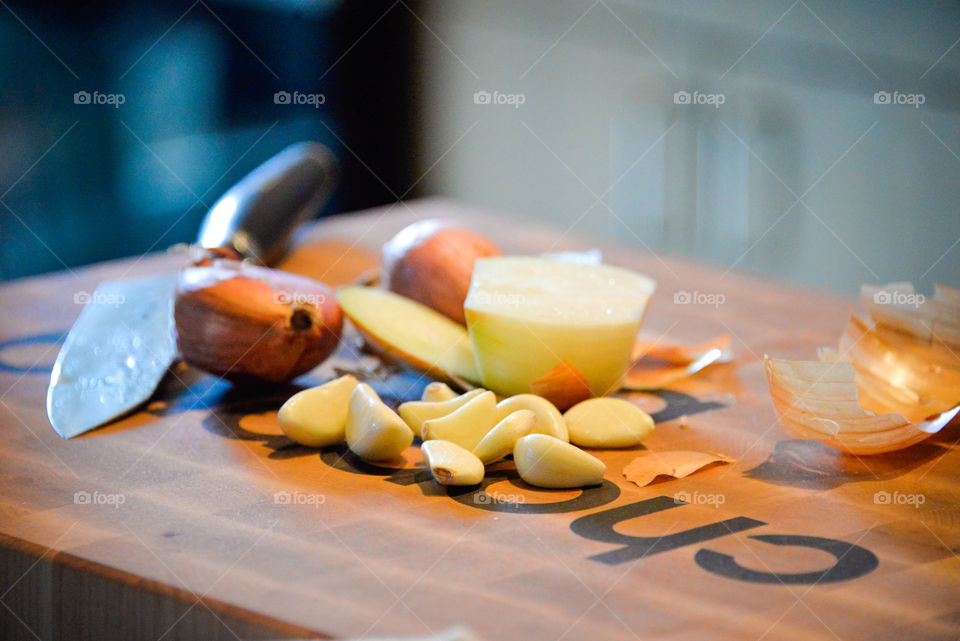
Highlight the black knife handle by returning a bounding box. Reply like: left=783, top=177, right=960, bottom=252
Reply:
left=197, top=142, right=339, bottom=266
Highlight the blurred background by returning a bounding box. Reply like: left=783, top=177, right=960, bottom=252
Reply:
left=1, top=0, right=958, bottom=296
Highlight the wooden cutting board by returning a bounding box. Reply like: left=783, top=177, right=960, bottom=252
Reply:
left=1, top=198, right=958, bottom=641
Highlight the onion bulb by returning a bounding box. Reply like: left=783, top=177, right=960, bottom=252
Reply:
left=381, top=219, right=501, bottom=325
left=174, top=260, right=342, bottom=383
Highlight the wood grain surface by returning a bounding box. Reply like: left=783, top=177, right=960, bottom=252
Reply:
left=0, top=198, right=957, bottom=641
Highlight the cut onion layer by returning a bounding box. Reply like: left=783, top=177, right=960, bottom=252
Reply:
left=847, top=283, right=960, bottom=422
left=765, top=357, right=958, bottom=455
left=861, top=282, right=960, bottom=349
left=765, top=283, right=960, bottom=454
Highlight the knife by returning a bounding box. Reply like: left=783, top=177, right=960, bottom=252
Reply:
left=47, top=142, right=338, bottom=438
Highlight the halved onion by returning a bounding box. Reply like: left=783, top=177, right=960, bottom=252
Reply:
left=765, top=282, right=960, bottom=455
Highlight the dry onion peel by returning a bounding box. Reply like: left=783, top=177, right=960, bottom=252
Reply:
left=861, top=282, right=960, bottom=349
left=622, top=334, right=732, bottom=391
left=838, top=315, right=960, bottom=421
left=631, top=334, right=732, bottom=364
left=848, top=282, right=960, bottom=420
left=765, top=356, right=959, bottom=455
left=622, top=347, right=726, bottom=391
left=530, top=360, right=594, bottom=410
left=623, top=450, right=732, bottom=487
left=765, top=282, right=960, bottom=454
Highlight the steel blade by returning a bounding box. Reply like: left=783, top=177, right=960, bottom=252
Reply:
left=47, top=274, right=177, bottom=438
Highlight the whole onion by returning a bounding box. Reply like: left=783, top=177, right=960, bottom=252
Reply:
left=174, top=260, right=342, bottom=383
left=381, top=220, right=501, bottom=324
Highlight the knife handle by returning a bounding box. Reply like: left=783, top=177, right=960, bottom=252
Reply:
left=197, top=142, right=339, bottom=266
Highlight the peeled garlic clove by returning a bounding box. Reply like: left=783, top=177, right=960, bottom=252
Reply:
left=422, top=381, right=458, bottom=403
left=421, top=391, right=497, bottom=450
left=346, top=383, right=414, bottom=461
left=421, top=440, right=485, bottom=485
left=563, top=398, right=654, bottom=448
left=495, top=394, right=568, bottom=442
left=381, top=220, right=502, bottom=325
left=513, top=434, right=605, bottom=488
left=398, top=388, right=486, bottom=434
left=278, top=375, right=358, bottom=447
left=472, top=409, right=537, bottom=464
left=174, top=260, right=342, bottom=383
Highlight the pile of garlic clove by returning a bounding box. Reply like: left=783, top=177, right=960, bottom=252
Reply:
left=278, top=378, right=655, bottom=490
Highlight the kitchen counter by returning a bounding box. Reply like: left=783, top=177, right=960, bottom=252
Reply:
left=1, top=198, right=957, bottom=641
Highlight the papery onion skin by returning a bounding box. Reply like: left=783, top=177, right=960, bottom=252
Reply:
left=862, top=282, right=960, bottom=348
left=765, top=282, right=960, bottom=455
left=854, top=283, right=960, bottom=420
left=764, top=357, right=935, bottom=455
left=530, top=360, right=593, bottom=411
left=839, top=315, right=960, bottom=421
left=174, top=261, right=342, bottom=383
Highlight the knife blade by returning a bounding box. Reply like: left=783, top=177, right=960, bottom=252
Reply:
left=47, top=142, right=338, bottom=438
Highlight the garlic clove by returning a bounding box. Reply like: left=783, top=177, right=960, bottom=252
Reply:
left=472, top=409, right=537, bottom=464
left=563, top=397, right=654, bottom=448
left=421, top=440, right=485, bottom=485
left=278, top=375, right=358, bottom=447
left=422, top=381, right=458, bottom=403
left=345, top=383, right=414, bottom=461
left=513, top=434, right=606, bottom=489
left=421, top=391, right=497, bottom=450
left=495, top=394, right=568, bottom=442
left=398, top=388, right=486, bottom=435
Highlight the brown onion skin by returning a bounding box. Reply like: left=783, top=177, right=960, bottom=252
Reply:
left=381, top=220, right=501, bottom=325
left=174, top=260, right=342, bottom=383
